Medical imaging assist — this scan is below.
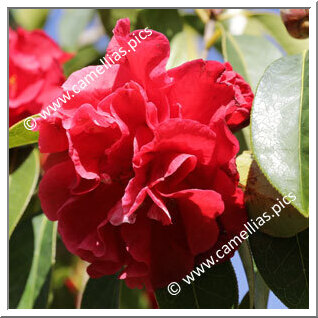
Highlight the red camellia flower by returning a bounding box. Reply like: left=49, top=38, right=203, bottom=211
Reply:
left=9, top=28, right=72, bottom=126
left=38, top=19, right=253, bottom=291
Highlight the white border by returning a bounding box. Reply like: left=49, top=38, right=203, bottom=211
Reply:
left=2, top=0, right=316, bottom=316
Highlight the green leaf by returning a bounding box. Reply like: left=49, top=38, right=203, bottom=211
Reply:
left=236, top=150, right=254, bottom=189
left=59, top=9, right=95, bottom=51
left=9, top=219, right=34, bottom=308
left=235, top=126, right=251, bottom=155
left=236, top=151, right=308, bottom=237
left=251, top=50, right=309, bottom=217
left=243, top=16, right=264, bottom=36
left=254, top=271, right=269, bottom=309
left=182, top=14, right=205, bottom=35
left=97, top=9, right=112, bottom=37
left=9, top=148, right=40, bottom=238
left=81, top=275, right=120, bottom=309
left=166, top=25, right=201, bottom=70
left=21, top=193, right=42, bottom=222
left=81, top=274, right=151, bottom=309
left=240, top=274, right=269, bottom=309
left=136, top=9, right=183, bottom=40
left=155, top=261, right=238, bottom=309
left=49, top=284, right=76, bottom=309
left=11, top=9, right=49, bottom=30
left=98, top=9, right=140, bottom=37
left=221, top=26, right=282, bottom=91
left=63, top=45, right=101, bottom=76
left=251, top=13, right=309, bottom=55
left=48, top=237, right=80, bottom=309
left=119, top=283, right=149, bottom=309
left=18, top=215, right=57, bottom=309
left=249, top=229, right=309, bottom=309
left=9, top=114, right=39, bottom=149
left=238, top=241, right=254, bottom=309
left=10, top=215, right=57, bottom=308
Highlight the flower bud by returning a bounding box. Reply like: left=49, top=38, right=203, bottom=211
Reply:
left=280, top=9, right=309, bottom=39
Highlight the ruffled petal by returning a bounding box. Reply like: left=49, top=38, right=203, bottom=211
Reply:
left=161, top=189, right=224, bottom=255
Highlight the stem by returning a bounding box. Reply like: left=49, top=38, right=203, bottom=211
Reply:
left=254, top=271, right=270, bottom=309
left=239, top=241, right=255, bottom=309
left=205, top=28, right=222, bottom=50
left=202, top=20, right=215, bottom=60
left=195, top=9, right=210, bottom=24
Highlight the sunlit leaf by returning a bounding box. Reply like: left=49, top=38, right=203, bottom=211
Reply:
left=9, top=114, right=39, bottom=149
left=59, top=9, right=95, bottom=51
left=9, top=148, right=40, bottom=238
left=11, top=9, right=49, bottom=30
left=166, top=25, right=201, bottom=69
left=236, top=151, right=308, bottom=237
left=221, top=25, right=282, bottom=91
left=251, top=50, right=309, bottom=217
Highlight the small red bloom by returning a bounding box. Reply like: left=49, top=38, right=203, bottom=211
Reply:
left=9, top=28, right=72, bottom=126
left=38, top=18, right=252, bottom=291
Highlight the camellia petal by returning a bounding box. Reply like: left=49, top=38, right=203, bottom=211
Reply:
left=38, top=18, right=253, bottom=291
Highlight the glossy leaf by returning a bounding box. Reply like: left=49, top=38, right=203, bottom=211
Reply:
left=237, top=151, right=308, bottom=237
left=221, top=27, right=282, bottom=91
left=81, top=275, right=120, bottom=309
left=59, top=9, right=95, bottom=51
left=9, top=114, right=39, bottom=149
left=166, top=25, right=201, bottom=69
left=251, top=51, right=309, bottom=217
left=251, top=13, right=309, bottom=55
left=249, top=229, right=309, bottom=309
left=10, top=215, right=57, bottom=308
left=9, top=148, right=40, bottom=238
left=155, top=261, right=238, bottom=309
